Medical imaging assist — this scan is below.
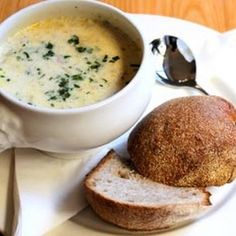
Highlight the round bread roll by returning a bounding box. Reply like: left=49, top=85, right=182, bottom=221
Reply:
left=128, top=96, right=236, bottom=187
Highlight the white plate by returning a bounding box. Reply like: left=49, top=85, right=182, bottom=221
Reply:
left=45, top=14, right=236, bottom=236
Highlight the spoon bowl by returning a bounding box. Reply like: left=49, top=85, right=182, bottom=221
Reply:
left=151, top=35, right=208, bottom=95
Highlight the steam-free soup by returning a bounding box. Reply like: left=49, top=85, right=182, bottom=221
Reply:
left=0, top=17, right=141, bottom=109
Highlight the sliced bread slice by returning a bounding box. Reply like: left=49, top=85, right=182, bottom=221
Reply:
left=84, top=150, right=211, bottom=231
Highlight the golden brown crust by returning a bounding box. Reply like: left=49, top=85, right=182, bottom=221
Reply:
left=128, top=96, right=236, bottom=187
left=84, top=150, right=211, bottom=231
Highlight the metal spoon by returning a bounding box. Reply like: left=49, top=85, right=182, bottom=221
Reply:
left=150, top=35, right=208, bottom=95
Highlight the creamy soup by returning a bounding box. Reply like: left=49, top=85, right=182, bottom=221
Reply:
left=0, top=17, right=141, bottom=109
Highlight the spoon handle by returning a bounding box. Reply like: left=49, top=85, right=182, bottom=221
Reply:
left=194, top=84, right=209, bottom=95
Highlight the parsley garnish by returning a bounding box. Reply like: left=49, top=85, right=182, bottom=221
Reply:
left=49, top=96, right=57, bottom=101
left=72, top=74, right=84, bottom=81
left=76, top=47, right=86, bottom=53
left=58, top=88, right=71, bottom=101
left=43, top=50, right=55, bottom=60
left=45, top=42, right=54, bottom=49
left=109, top=56, right=120, bottom=63
left=102, top=55, right=108, bottom=62
left=58, top=78, right=69, bottom=87
left=68, top=35, right=79, bottom=45
left=76, top=47, right=93, bottom=53
left=37, top=68, right=41, bottom=75
left=90, top=61, right=101, bottom=70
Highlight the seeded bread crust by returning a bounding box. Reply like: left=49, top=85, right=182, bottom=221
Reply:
left=84, top=150, right=211, bottom=231
left=128, top=96, right=236, bottom=187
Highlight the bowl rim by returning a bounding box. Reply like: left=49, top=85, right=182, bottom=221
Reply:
left=0, top=0, right=148, bottom=114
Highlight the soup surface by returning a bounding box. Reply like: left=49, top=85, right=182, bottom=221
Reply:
left=0, top=17, right=141, bottom=109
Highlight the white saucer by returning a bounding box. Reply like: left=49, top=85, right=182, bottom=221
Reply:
left=45, top=13, right=236, bottom=236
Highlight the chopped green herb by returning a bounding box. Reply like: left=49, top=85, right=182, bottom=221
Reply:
left=76, top=47, right=93, bottom=53
left=86, top=91, right=90, bottom=94
left=23, top=51, right=30, bottom=59
left=68, top=35, right=79, bottom=45
left=102, top=55, right=108, bottom=62
left=58, top=78, right=69, bottom=87
left=99, top=84, right=104, bottom=87
left=64, top=73, right=70, bottom=78
left=0, top=68, right=5, bottom=79
left=45, top=42, right=54, bottom=49
left=49, top=96, right=57, bottom=101
left=50, top=103, right=55, bottom=107
left=6, top=78, right=11, bottom=82
left=22, top=43, right=26, bottom=47
left=109, top=56, right=120, bottom=63
left=37, top=68, right=42, bottom=75
left=76, top=47, right=86, bottom=53
left=113, top=56, right=120, bottom=60
left=46, top=85, right=72, bottom=102
left=43, top=50, right=55, bottom=60
left=72, top=74, right=84, bottom=81
left=89, top=78, right=94, bottom=82
left=90, top=61, right=101, bottom=70
left=40, top=74, right=45, bottom=78
left=86, top=61, right=92, bottom=65
left=74, top=84, right=80, bottom=88
left=102, top=78, right=108, bottom=83
left=27, top=102, right=33, bottom=105
left=58, top=88, right=71, bottom=101
left=64, top=55, right=71, bottom=59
